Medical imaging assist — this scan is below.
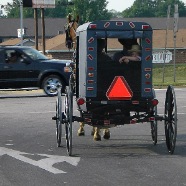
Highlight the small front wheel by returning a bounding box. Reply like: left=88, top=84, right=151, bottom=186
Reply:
left=151, top=89, right=158, bottom=145
left=42, top=75, right=64, bottom=96
left=64, top=84, right=73, bottom=156
left=56, top=88, right=62, bottom=147
left=151, top=105, right=158, bottom=145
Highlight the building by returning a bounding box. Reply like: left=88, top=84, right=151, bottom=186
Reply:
left=0, top=17, right=186, bottom=63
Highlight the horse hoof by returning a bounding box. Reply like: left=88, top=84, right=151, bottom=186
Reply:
left=77, top=128, right=85, bottom=136
left=103, top=131, right=110, bottom=139
left=93, top=133, right=101, bottom=141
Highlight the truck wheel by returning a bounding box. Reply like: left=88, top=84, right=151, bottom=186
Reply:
left=42, top=75, right=64, bottom=96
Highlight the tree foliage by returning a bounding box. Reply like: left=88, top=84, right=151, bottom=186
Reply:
left=3, top=0, right=186, bottom=19
left=4, top=0, right=33, bottom=18
left=3, top=0, right=112, bottom=22
left=122, top=0, right=186, bottom=17
left=68, top=0, right=112, bottom=24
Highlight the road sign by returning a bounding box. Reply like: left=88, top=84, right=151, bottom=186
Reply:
left=32, top=0, right=55, bottom=8
left=106, top=76, right=133, bottom=100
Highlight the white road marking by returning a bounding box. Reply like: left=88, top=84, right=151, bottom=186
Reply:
left=0, top=147, right=80, bottom=174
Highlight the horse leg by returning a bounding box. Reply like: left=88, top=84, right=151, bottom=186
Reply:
left=103, top=128, right=110, bottom=139
left=93, top=127, right=101, bottom=141
left=91, top=127, right=96, bottom=136
left=77, top=122, right=85, bottom=136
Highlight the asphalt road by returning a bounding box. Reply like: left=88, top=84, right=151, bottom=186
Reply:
left=0, top=88, right=186, bottom=186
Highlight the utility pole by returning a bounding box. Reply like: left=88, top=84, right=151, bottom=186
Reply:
left=41, top=8, right=45, bottom=54
left=163, top=5, right=171, bottom=83
left=173, top=4, right=179, bottom=82
left=34, top=8, right=38, bottom=50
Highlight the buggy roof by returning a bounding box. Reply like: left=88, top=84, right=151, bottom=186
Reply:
left=76, top=20, right=152, bottom=33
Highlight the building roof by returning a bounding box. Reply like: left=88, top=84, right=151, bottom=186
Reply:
left=1, top=17, right=186, bottom=50
left=0, top=17, right=185, bottom=38
left=1, top=29, right=186, bottom=50
left=0, top=18, right=67, bottom=38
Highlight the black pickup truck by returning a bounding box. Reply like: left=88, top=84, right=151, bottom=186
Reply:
left=0, top=46, right=72, bottom=96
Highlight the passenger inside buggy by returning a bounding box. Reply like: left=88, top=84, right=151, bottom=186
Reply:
left=112, top=38, right=139, bottom=63
left=119, top=44, right=141, bottom=64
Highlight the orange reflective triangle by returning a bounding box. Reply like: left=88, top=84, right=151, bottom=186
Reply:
left=106, top=76, right=133, bottom=100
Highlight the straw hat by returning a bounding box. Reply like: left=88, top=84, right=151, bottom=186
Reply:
left=128, top=45, right=141, bottom=52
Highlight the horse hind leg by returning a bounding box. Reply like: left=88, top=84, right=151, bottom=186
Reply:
left=77, top=122, right=85, bottom=136
left=91, top=127, right=96, bottom=136
left=93, top=127, right=101, bottom=141
left=103, top=128, right=110, bottom=139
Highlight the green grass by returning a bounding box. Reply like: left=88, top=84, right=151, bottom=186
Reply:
left=152, top=63, right=186, bottom=88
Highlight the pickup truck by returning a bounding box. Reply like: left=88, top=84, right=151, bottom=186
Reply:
left=0, top=46, right=71, bottom=96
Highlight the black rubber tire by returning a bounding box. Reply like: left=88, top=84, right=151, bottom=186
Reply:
left=164, top=85, right=177, bottom=154
left=151, top=89, right=158, bottom=145
left=56, top=88, right=62, bottom=147
left=64, top=86, right=73, bottom=156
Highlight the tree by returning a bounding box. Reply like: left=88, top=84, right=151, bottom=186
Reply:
left=4, top=0, right=112, bottom=21
left=121, top=0, right=186, bottom=18
left=4, top=0, right=33, bottom=18
left=4, top=0, right=71, bottom=18
left=69, top=0, right=112, bottom=24
left=108, top=9, right=123, bottom=18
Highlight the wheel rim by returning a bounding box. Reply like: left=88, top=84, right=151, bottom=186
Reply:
left=164, top=85, right=177, bottom=154
left=56, top=88, right=62, bottom=147
left=44, top=77, right=62, bottom=96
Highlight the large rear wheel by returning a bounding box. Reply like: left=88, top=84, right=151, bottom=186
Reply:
left=164, top=85, right=177, bottom=154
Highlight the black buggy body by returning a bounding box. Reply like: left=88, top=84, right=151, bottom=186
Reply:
left=75, top=20, right=154, bottom=125
left=53, top=20, right=177, bottom=156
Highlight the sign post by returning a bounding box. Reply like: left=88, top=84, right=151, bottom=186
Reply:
left=32, top=0, right=55, bottom=54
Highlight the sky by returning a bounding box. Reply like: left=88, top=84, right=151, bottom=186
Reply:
left=1, top=0, right=186, bottom=12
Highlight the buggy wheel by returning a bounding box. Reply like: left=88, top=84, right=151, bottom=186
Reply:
left=151, top=89, right=158, bottom=145
left=55, top=88, right=62, bottom=147
left=151, top=105, right=158, bottom=145
left=64, top=85, right=73, bottom=156
left=164, top=85, right=177, bottom=154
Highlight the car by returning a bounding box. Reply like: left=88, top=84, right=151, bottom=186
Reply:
left=0, top=46, right=72, bottom=96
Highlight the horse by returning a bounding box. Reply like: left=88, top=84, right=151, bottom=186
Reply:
left=64, top=13, right=79, bottom=51
left=64, top=14, right=110, bottom=141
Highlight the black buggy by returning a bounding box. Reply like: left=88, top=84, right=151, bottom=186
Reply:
left=52, top=20, right=177, bottom=156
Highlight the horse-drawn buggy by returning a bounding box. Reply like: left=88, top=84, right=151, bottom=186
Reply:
left=52, top=19, right=177, bottom=156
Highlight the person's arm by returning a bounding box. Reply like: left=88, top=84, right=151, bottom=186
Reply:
left=119, top=56, right=141, bottom=64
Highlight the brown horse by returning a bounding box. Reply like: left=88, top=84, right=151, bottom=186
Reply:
left=64, top=14, right=110, bottom=141
left=64, top=13, right=79, bottom=51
